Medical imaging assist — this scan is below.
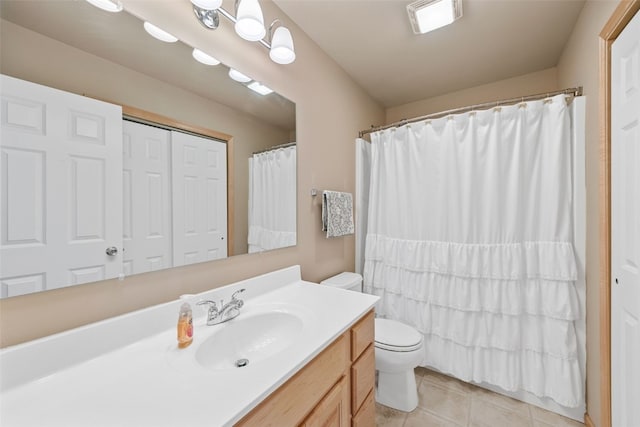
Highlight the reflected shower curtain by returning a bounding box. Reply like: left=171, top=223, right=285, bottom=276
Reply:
left=362, top=95, right=583, bottom=407
left=248, top=145, right=296, bottom=252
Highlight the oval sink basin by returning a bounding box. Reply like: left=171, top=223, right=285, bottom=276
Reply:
left=195, top=311, right=304, bottom=371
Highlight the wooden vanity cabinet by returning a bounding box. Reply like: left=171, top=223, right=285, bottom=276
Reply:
left=236, top=309, right=375, bottom=427
left=349, top=310, right=376, bottom=426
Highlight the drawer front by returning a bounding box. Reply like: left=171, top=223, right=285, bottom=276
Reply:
left=350, top=310, right=374, bottom=361
left=237, top=333, right=349, bottom=427
left=351, top=344, right=375, bottom=413
left=351, top=389, right=375, bottom=427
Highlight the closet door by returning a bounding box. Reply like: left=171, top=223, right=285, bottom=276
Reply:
left=122, top=121, right=172, bottom=275
left=611, top=10, right=640, bottom=427
left=171, top=131, right=227, bottom=266
left=0, top=75, right=122, bottom=297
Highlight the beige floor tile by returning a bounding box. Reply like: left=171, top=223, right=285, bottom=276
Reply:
left=405, top=408, right=460, bottom=427
left=529, top=405, right=584, bottom=427
left=376, top=402, right=407, bottom=427
left=419, top=381, right=471, bottom=425
left=469, top=398, right=533, bottom=427
left=421, top=368, right=475, bottom=395
left=532, top=420, right=556, bottom=427
left=415, top=368, right=424, bottom=388
left=468, top=385, right=531, bottom=417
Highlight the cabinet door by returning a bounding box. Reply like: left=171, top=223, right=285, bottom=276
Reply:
left=302, top=376, right=349, bottom=427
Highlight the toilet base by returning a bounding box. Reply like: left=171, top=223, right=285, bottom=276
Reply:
left=375, top=369, right=419, bottom=412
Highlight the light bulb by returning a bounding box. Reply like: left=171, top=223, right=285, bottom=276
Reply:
left=190, top=0, right=222, bottom=10
left=234, top=0, right=266, bottom=42
left=192, top=49, right=220, bottom=66
left=228, top=69, right=252, bottom=83
left=269, top=26, right=295, bottom=65
left=143, top=22, right=178, bottom=43
left=85, top=0, right=123, bottom=12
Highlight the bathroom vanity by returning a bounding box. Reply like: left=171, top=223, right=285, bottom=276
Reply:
left=237, top=310, right=375, bottom=426
left=0, top=266, right=378, bottom=426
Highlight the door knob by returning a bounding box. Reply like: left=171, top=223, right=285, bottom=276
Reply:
left=105, top=246, right=118, bottom=256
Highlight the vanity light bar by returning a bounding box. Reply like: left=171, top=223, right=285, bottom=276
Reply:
left=194, top=1, right=296, bottom=65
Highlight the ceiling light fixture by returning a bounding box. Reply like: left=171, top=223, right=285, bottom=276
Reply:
left=407, top=0, right=462, bottom=34
left=247, top=82, right=273, bottom=96
left=143, top=22, right=179, bottom=43
left=235, top=0, right=266, bottom=41
left=191, top=0, right=296, bottom=65
left=85, top=0, right=123, bottom=13
left=192, top=48, right=221, bottom=66
left=228, top=69, right=252, bottom=83
left=268, top=21, right=295, bottom=65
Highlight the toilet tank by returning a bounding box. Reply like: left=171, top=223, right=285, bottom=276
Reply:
left=320, top=272, right=363, bottom=293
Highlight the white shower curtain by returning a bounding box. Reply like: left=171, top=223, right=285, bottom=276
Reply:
left=362, top=95, right=583, bottom=408
left=248, top=145, right=296, bottom=252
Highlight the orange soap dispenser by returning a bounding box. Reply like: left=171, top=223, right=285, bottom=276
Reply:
left=177, top=295, right=194, bottom=349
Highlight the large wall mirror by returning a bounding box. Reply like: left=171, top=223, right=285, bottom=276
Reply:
left=0, top=0, right=297, bottom=298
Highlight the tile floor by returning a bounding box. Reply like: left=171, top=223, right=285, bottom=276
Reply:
left=376, top=367, right=585, bottom=427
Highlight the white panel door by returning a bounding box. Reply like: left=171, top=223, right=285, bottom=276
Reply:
left=171, top=131, right=227, bottom=266
left=122, top=121, right=172, bottom=276
left=612, top=10, right=640, bottom=427
left=0, top=74, right=122, bottom=297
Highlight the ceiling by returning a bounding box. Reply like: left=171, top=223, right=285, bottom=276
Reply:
left=274, top=0, right=586, bottom=108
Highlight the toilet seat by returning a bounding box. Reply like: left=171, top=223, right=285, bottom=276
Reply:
left=375, top=318, right=423, bottom=352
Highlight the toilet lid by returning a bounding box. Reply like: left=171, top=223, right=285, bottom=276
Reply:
left=375, top=318, right=423, bottom=352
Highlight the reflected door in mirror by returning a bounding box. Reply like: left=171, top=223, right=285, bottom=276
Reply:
left=0, top=74, right=123, bottom=298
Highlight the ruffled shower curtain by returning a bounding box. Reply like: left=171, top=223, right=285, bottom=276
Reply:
left=248, top=145, right=296, bottom=252
left=362, top=95, right=583, bottom=407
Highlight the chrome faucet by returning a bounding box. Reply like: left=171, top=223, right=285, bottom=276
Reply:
left=197, top=288, right=245, bottom=326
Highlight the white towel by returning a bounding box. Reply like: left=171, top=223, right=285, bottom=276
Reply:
left=322, top=190, right=355, bottom=238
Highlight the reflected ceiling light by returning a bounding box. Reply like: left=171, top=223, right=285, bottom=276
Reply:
left=228, top=69, right=252, bottom=83
left=234, top=0, right=266, bottom=42
left=407, top=0, right=462, bottom=34
left=85, top=0, right=123, bottom=13
left=143, top=21, right=178, bottom=43
left=190, top=0, right=222, bottom=10
left=269, top=24, right=295, bottom=65
left=192, top=48, right=221, bottom=66
left=248, top=82, right=273, bottom=96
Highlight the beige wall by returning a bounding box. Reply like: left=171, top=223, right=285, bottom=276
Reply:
left=557, top=1, right=618, bottom=426
left=386, top=67, right=559, bottom=124
left=0, top=19, right=290, bottom=257
left=0, top=0, right=385, bottom=347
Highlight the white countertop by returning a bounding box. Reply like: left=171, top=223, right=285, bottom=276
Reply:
left=0, top=266, right=378, bottom=427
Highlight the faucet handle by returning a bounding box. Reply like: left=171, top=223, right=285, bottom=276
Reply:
left=231, top=289, right=245, bottom=309
left=197, top=300, right=218, bottom=311
left=231, top=288, right=245, bottom=301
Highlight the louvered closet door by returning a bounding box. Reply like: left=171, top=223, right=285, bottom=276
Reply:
left=0, top=75, right=122, bottom=297
left=171, top=131, right=227, bottom=266
left=611, top=10, right=640, bottom=427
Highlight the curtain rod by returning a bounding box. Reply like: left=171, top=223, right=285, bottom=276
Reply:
left=358, top=86, right=583, bottom=138
left=252, top=142, right=296, bottom=156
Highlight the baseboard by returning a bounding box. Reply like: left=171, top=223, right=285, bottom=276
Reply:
left=585, top=412, right=595, bottom=427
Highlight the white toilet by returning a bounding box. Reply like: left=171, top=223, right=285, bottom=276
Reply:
left=321, top=272, right=424, bottom=412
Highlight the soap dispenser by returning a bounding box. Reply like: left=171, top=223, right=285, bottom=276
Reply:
left=177, top=295, right=194, bottom=349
